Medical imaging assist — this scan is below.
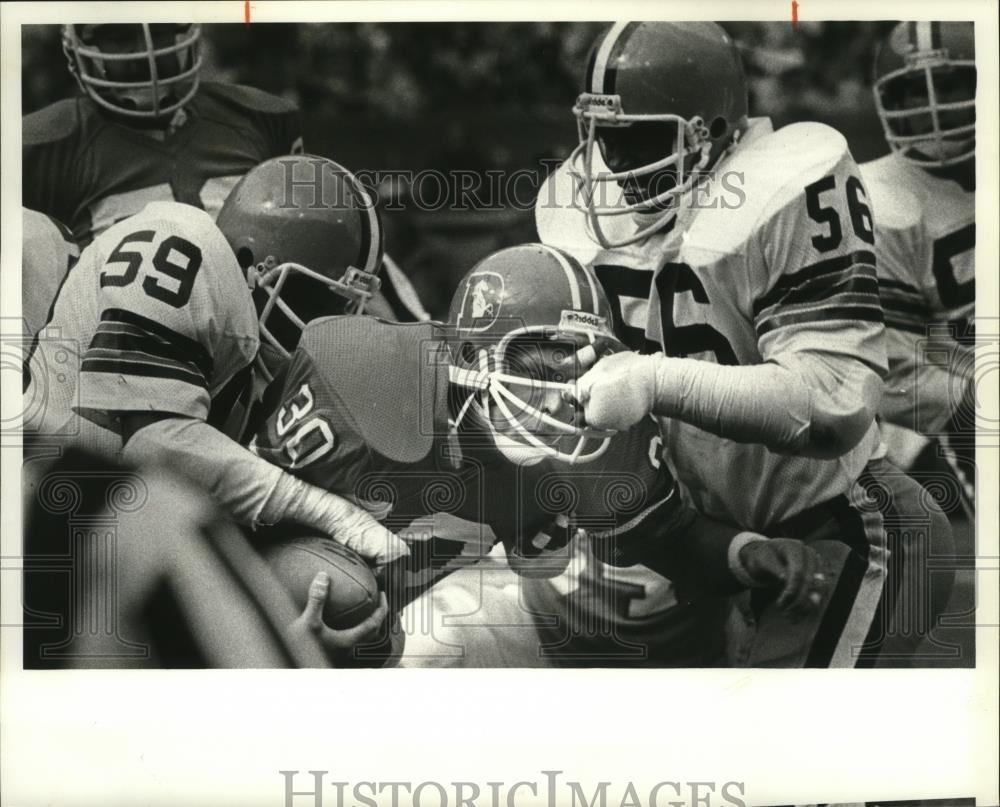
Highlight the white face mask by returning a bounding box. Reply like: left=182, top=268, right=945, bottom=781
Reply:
left=448, top=326, right=616, bottom=466
left=568, top=93, right=713, bottom=249
left=65, top=24, right=202, bottom=119
left=248, top=257, right=380, bottom=361
left=874, top=60, right=976, bottom=169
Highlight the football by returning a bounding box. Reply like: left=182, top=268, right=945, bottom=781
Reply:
left=262, top=531, right=380, bottom=629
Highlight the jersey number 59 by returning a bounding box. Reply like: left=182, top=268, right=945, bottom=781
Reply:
left=100, top=230, right=202, bottom=309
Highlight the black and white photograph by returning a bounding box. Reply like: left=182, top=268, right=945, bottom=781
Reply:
left=2, top=2, right=997, bottom=805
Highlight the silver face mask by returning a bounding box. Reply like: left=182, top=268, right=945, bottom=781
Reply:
left=568, top=92, right=712, bottom=249
left=874, top=55, right=976, bottom=169
left=248, top=257, right=380, bottom=383
left=448, top=324, right=616, bottom=466
left=63, top=24, right=202, bottom=120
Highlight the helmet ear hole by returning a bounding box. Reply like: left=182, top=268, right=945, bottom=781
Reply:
left=235, top=247, right=255, bottom=270
left=709, top=116, right=729, bottom=139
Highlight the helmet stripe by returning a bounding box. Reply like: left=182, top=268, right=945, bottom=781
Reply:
left=592, top=22, right=629, bottom=94
left=915, top=21, right=933, bottom=52
left=583, top=46, right=598, bottom=98
left=581, top=257, right=601, bottom=315
left=602, top=21, right=642, bottom=94
left=344, top=171, right=381, bottom=273
left=364, top=200, right=381, bottom=274
left=931, top=21, right=942, bottom=51
left=544, top=245, right=582, bottom=310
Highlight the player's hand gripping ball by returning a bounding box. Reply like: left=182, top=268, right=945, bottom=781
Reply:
left=264, top=531, right=380, bottom=629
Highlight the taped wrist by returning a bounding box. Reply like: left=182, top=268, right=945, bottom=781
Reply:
left=123, top=415, right=285, bottom=527
left=260, top=471, right=351, bottom=534
left=651, top=357, right=812, bottom=452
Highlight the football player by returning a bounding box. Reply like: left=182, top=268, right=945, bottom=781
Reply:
left=535, top=22, right=953, bottom=666
left=21, top=208, right=79, bottom=346
left=23, top=23, right=428, bottom=322
left=21, top=210, right=80, bottom=393
left=24, top=154, right=405, bottom=566
left=860, top=22, right=976, bottom=518
left=24, top=24, right=301, bottom=245
left=250, top=243, right=828, bottom=666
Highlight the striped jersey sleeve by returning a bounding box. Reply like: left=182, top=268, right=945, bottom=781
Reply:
left=752, top=148, right=887, bottom=372
left=877, top=277, right=933, bottom=335
left=82, top=308, right=215, bottom=388
left=75, top=202, right=259, bottom=429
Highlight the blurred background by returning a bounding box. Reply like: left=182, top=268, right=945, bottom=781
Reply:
left=23, top=21, right=897, bottom=318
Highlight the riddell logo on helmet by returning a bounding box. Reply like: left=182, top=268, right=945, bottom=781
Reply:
left=559, top=310, right=609, bottom=333
left=578, top=93, right=623, bottom=115
left=907, top=48, right=950, bottom=67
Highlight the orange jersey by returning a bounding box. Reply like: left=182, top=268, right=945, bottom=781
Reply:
left=250, top=316, right=688, bottom=604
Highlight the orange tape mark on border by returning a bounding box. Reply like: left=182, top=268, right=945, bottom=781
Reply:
left=245, top=0, right=251, bottom=24
left=791, top=0, right=799, bottom=29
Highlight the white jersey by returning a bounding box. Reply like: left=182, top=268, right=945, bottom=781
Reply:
left=22, top=208, right=79, bottom=342
left=25, top=201, right=259, bottom=459
left=860, top=152, right=974, bottom=433
left=538, top=118, right=887, bottom=530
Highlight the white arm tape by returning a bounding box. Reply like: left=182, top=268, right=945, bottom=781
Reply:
left=123, top=416, right=285, bottom=526
left=651, top=353, right=881, bottom=458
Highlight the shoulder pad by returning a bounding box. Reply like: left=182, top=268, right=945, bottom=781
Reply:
left=298, top=318, right=443, bottom=463
left=860, top=156, right=924, bottom=233
left=122, top=200, right=220, bottom=238
left=95, top=201, right=232, bottom=272
left=198, top=82, right=299, bottom=115
left=737, top=121, right=853, bottom=198
left=22, top=98, right=82, bottom=146
left=23, top=207, right=74, bottom=248
left=686, top=120, right=857, bottom=250
left=534, top=162, right=602, bottom=265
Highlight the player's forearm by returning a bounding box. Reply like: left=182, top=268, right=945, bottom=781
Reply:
left=881, top=323, right=974, bottom=433
left=627, top=512, right=765, bottom=598
left=121, top=415, right=354, bottom=530
left=122, top=415, right=286, bottom=525
left=122, top=415, right=405, bottom=563
left=649, top=353, right=882, bottom=459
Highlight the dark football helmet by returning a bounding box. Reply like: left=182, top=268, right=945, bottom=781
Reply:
left=569, top=22, right=749, bottom=248
left=446, top=243, right=620, bottom=465
left=62, top=24, right=202, bottom=120
left=216, top=155, right=383, bottom=374
left=873, top=21, right=976, bottom=169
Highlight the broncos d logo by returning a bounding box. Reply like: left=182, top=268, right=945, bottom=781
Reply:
left=471, top=278, right=495, bottom=319
left=459, top=272, right=504, bottom=329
